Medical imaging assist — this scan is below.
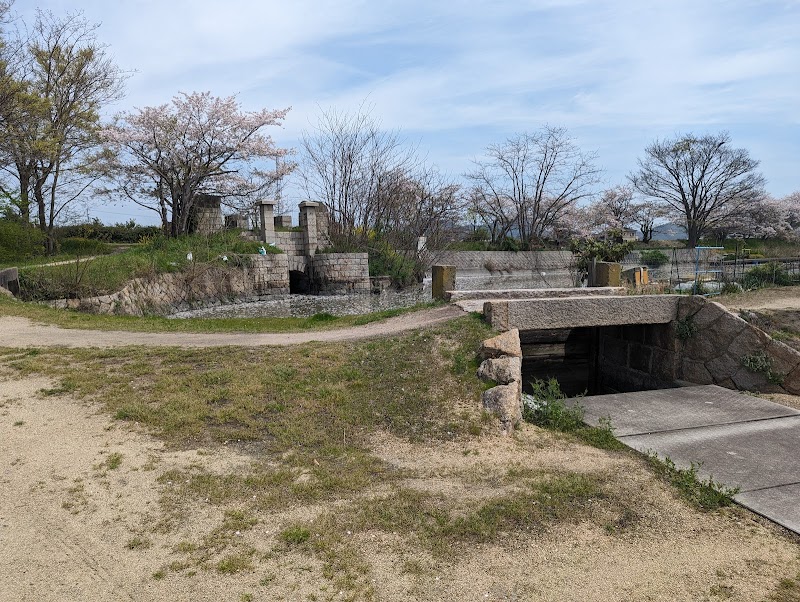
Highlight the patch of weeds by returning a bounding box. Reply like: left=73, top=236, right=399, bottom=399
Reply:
left=12, top=420, right=24, bottom=427
left=259, top=573, right=276, bottom=586
left=240, top=594, right=254, bottom=602
left=741, top=351, right=785, bottom=385
left=126, top=536, right=152, bottom=550
left=104, top=452, right=123, bottom=470
left=522, top=379, right=624, bottom=451
left=216, top=551, right=254, bottom=574
left=675, top=315, right=698, bottom=341
left=646, top=453, right=739, bottom=510
left=280, top=525, right=311, bottom=545
left=769, top=573, right=800, bottom=602
left=152, top=569, right=166, bottom=580
left=39, top=380, right=77, bottom=396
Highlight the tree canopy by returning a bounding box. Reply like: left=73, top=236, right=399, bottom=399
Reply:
left=101, top=92, right=293, bottom=236
left=630, top=132, right=766, bottom=247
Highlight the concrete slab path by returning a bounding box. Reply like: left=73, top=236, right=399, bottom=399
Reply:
left=579, top=385, right=800, bottom=535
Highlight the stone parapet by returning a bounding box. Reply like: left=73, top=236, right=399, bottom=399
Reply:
left=447, top=287, right=625, bottom=302
left=311, top=253, right=370, bottom=295
left=485, top=295, right=680, bottom=331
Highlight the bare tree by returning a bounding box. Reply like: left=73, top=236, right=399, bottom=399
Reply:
left=0, top=9, right=126, bottom=252
left=630, top=132, right=766, bottom=247
left=466, top=126, right=600, bottom=246
left=629, top=198, right=667, bottom=244
left=301, top=105, right=417, bottom=246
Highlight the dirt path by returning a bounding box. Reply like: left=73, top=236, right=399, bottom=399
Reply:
left=719, top=286, right=800, bottom=311
left=2, top=305, right=466, bottom=348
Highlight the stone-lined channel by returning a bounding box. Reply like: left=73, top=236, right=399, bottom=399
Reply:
left=169, top=272, right=557, bottom=319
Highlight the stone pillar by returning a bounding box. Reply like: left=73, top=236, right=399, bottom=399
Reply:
left=299, top=201, right=320, bottom=255
left=257, top=200, right=277, bottom=244
left=431, top=265, right=456, bottom=300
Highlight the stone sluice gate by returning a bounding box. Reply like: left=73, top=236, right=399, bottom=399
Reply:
left=475, top=294, right=800, bottom=429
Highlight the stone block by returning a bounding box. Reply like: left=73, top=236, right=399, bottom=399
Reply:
left=482, top=383, right=522, bottom=431
left=727, top=325, right=771, bottom=360
left=650, top=348, right=679, bottom=382
left=480, top=329, right=522, bottom=359
left=601, top=336, right=629, bottom=367
left=477, top=356, right=522, bottom=385
left=485, top=295, right=679, bottom=331
left=706, top=353, right=742, bottom=382
left=676, top=295, right=705, bottom=321
left=681, top=358, right=714, bottom=385
left=629, top=343, right=652, bottom=373
left=591, top=261, right=621, bottom=287
left=731, top=367, right=782, bottom=394
left=431, top=265, right=456, bottom=301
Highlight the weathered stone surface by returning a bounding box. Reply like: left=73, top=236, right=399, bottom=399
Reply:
left=692, top=302, right=727, bottom=328
left=650, top=348, right=679, bottom=382
left=448, top=287, right=625, bottom=302
left=485, top=295, right=680, bottom=331
left=0, top=285, right=13, bottom=297
left=782, top=364, right=800, bottom=395
left=706, top=354, right=742, bottom=381
left=431, top=265, right=457, bottom=301
left=681, top=358, right=715, bottom=385
left=727, top=325, right=772, bottom=360
left=477, top=356, right=522, bottom=385
left=765, top=339, right=800, bottom=377
left=480, top=329, right=522, bottom=359
left=731, top=367, right=783, bottom=394
left=482, top=383, right=522, bottom=430
left=676, top=295, right=705, bottom=321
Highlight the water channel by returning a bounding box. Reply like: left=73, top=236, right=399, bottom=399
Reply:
left=169, top=270, right=569, bottom=319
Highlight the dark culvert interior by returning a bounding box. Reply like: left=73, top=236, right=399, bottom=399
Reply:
left=521, top=322, right=679, bottom=397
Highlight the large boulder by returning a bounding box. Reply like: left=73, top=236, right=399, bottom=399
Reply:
left=477, top=356, right=522, bottom=385
left=482, top=383, right=522, bottom=432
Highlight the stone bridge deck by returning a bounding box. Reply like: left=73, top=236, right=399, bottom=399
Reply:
left=578, top=385, right=800, bottom=535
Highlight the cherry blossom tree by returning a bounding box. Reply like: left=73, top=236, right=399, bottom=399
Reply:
left=101, top=92, right=293, bottom=236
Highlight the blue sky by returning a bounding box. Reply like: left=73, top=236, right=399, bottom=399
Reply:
left=12, top=0, right=800, bottom=225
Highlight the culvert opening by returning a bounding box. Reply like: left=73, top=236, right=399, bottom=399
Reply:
left=289, top=270, right=311, bottom=294
left=521, top=322, right=679, bottom=398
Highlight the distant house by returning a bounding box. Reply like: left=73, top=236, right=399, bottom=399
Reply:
left=598, top=227, right=638, bottom=243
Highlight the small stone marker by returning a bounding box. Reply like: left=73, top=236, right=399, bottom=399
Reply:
left=590, top=261, right=621, bottom=287
left=431, top=265, right=456, bottom=301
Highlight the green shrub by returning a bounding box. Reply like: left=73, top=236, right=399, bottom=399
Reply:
left=0, top=220, right=45, bottom=263
left=570, top=232, right=633, bottom=273
left=522, top=378, right=623, bottom=450
left=639, top=249, right=669, bottom=266
left=58, top=237, right=112, bottom=256
left=741, top=262, right=794, bottom=290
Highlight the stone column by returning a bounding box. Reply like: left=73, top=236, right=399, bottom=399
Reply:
left=299, top=201, right=320, bottom=255
left=431, top=265, right=456, bottom=300
left=257, top=199, right=277, bottom=244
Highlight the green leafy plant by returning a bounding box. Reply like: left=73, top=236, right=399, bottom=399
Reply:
left=675, top=315, right=698, bottom=341
left=741, top=351, right=784, bottom=384
left=522, top=378, right=623, bottom=450
left=570, top=232, right=633, bottom=273
left=645, top=453, right=739, bottom=510
left=639, top=249, right=669, bottom=266
left=741, top=262, right=794, bottom=290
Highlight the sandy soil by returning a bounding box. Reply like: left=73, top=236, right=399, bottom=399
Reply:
left=719, top=286, right=800, bottom=311
left=2, top=372, right=799, bottom=602
left=2, top=294, right=800, bottom=600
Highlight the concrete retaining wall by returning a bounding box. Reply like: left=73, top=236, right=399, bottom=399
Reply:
left=311, top=253, right=370, bottom=294
left=48, top=254, right=289, bottom=316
